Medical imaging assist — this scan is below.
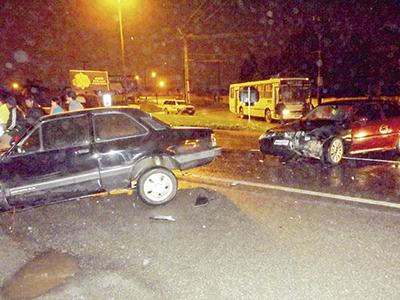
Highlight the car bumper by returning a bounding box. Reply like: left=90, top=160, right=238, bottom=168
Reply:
left=173, top=147, right=221, bottom=170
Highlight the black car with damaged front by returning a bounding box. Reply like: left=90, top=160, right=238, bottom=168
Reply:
left=0, top=107, right=221, bottom=211
left=260, top=100, right=400, bottom=164
left=259, top=101, right=357, bottom=164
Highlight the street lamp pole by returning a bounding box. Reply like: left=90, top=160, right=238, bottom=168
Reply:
left=117, top=0, right=127, bottom=97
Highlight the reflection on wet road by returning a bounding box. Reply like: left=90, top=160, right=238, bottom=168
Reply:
left=200, top=130, right=400, bottom=204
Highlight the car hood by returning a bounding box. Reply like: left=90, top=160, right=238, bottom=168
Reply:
left=267, top=119, right=339, bottom=133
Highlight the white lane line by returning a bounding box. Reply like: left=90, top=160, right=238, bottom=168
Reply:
left=343, top=156, right=400, bottom=164
left=188, top=174, right=400, bottom=209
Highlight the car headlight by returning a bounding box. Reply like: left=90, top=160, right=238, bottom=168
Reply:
left=282, top=109, right=290, bottom=116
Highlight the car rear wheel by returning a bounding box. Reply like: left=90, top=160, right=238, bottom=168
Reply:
left=137, top=168, right=177, bottom=205
left=264, top=109, right=272, bottom=123
left=164, top=108, right=169, bottom=114
left=323, top=137, right=344, bottom=165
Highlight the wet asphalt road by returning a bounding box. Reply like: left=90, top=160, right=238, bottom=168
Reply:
left=211, top=130, right=400, bottom=205
left=1, top=129, right=400, bottom=299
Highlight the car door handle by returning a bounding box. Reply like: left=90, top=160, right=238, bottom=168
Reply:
left=75, top=148, right=90, bottom=155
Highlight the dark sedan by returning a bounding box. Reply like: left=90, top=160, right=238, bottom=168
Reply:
left=259, top=99, right=400, bottom=164
left=0, top=107, right=221, bottom=210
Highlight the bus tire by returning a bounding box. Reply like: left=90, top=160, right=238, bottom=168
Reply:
left=264, top=109, right=272, bottom=123
left=239, top=107, right=244, bottom=119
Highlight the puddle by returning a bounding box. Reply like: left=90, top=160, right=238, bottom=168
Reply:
left=1, top=251, right=79, bottom=300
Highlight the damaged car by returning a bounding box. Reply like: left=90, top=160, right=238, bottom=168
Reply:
left=259, top=99, right=400, bottom=164
left=0, top=107, right=221, bottom=211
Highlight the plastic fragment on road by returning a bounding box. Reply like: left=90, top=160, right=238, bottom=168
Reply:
left=150, top=215, right=176, bottom=222
left=143, top=258, right=150, bottom=266
left=194, top=196, right=209, bottom=207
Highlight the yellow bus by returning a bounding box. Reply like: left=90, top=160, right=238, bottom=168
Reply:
left=229, top=77, right=311, bottom=122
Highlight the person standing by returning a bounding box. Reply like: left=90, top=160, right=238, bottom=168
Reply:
left=302, top=98, right=314, bottom=116
left=275, top=99, right=286, bottom=124
left=50, top=97, right=64, bottom=114
left=5, top=96, right=26, bottom=144
left=24, top=97, right=44, bottom=127
left=0, top=92, right=10, bottom=127
left=66, top=90, right=84, bottom=111
left=0, top=94, right=10, bottom=147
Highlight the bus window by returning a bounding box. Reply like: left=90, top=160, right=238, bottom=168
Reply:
left=265, top=84, right=272, bottom=98
left=239, top=87, right=259, bottom=105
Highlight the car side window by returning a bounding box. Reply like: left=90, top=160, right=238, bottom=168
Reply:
left=94, top=113, right=147, bottom=141
left=42, top=115, right=91, bottom=150
left=20, top=128, right=41, bottom=153
left=355, top=104, right=382, bottom=121
left=382, top=102, right=400, bottom=118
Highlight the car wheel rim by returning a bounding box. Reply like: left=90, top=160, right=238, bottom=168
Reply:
left=329, top=139, right=343, bottom=163
left=143, top=173, right=173, bottom=203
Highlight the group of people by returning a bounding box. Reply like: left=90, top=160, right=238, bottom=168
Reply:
left=0, top=90, right=84, bottom=146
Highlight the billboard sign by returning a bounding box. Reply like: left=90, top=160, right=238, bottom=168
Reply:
left=69, top=70, right=110, bottom=92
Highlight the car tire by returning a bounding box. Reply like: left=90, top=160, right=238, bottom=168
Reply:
left=137, top=167, right=177, bottom=205
left=264, top=109, right=272, bottom=123
left=323, top=137, right=344, bottom=165
left=239, top=107, right=244, bottom=119
left=164, top=108, right=169, bottom=114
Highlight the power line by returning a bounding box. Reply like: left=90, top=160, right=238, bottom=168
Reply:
left=182, top=0, right=208, bottom=30
left=202, top=0, right=230, bottom=23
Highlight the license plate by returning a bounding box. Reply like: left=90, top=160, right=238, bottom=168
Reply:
left=274, top=139, right=289, bottom=146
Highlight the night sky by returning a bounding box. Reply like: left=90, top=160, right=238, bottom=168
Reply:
left=1, top=0, right=399, bottom=97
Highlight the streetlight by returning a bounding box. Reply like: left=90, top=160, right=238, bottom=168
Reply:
left=117, top=0, right=127, bottom=98
left=11, top=82, right=20, bottom=90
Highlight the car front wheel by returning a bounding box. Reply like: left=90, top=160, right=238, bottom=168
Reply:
left=323, top=137, right=344, bottom=165
left=137, top=168, right=177, bottom=205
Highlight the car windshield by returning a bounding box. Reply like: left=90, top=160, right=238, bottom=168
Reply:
left=304, top=104, right=354, bottom=122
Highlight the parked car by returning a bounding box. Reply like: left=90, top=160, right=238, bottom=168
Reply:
left=0, top=107, right=220, bottom=211
left=160, top=99, right=195, bottom=115
left=259, top=99, right=400, bottom=164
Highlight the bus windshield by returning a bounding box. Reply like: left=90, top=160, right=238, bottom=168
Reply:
left=280, top=84, right=310, bottom=104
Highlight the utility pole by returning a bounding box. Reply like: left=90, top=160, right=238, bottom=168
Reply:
left=178, top=28, right=191, bottom=104
left=117, top=0, right=127, bottom=99
left=316, top=35, right=323, bottom=105
left=177, top=30, right=262, bottom=104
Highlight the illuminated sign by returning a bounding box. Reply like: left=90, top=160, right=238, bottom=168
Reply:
left=69, top=70, right=110, bottom=91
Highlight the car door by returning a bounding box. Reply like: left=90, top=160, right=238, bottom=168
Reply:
left=381, top=101, right=400, bottom=150
left=92, top=111, right=151, bottom=191
left=3, top=114, right=102, bottom=207
left=350, top=103, right=385, bottom=153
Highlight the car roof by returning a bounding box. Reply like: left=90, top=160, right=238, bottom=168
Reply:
left=41, top=106, right=148, bottom=121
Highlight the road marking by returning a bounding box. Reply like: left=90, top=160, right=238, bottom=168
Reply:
left=343, top=156, right=400, bottom=164
left=188, top=174, right=400, bottom=209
